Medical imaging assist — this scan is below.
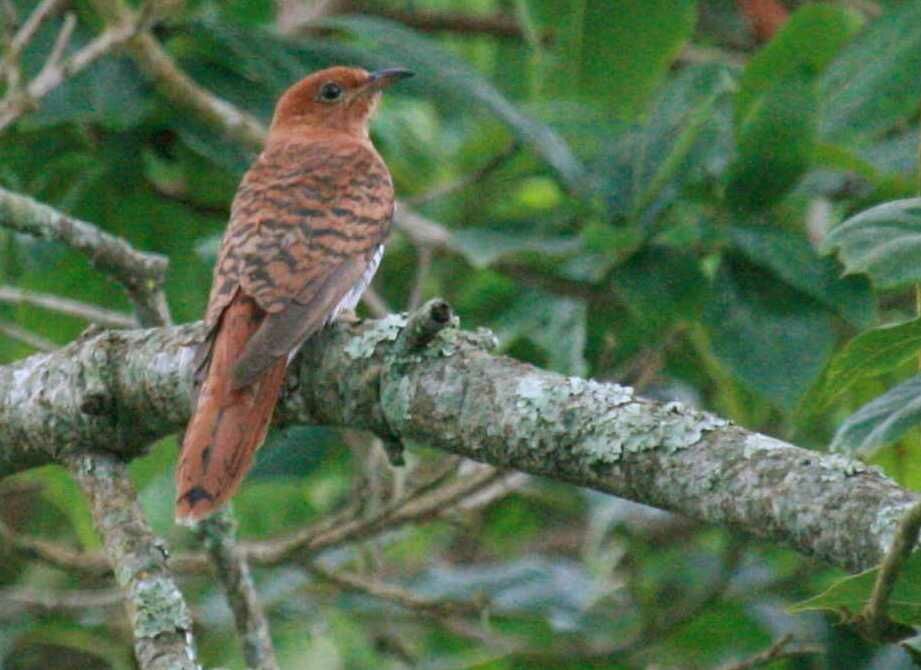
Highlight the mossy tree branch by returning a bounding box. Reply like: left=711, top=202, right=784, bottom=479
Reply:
left=0, top=300, right=916, bottom=575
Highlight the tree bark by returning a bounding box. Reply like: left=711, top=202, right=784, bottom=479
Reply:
left=0, top=300, right=915, bottom=574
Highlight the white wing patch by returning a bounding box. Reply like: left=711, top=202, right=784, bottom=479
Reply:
left=286, top=244, right=385, bottom=365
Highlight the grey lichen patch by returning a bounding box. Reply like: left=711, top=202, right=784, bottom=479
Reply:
left=575, top=393, right=727, bottom=465
left=871, top=500, right=921, bottom=558
left=741, top=433, right=790, bottom=459
left=344, top=314, right=408, bottom=359
left=429, top=326, right=498, bottom=358
left=507, top=373, right=727, bottom=465
left=132, top=575, right=193, bottom=638
left=382, top=375, right=415, bottom=428
left=818, top=453, right=878, bottom=480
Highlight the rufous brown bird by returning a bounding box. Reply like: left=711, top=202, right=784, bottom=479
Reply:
left=176, top=65, right=413, bottom=524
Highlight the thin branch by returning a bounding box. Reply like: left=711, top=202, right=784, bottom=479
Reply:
left=283, top=1, right=538, bottom=42
left=66, top=451, right=198, bottom=670
left=716, top=634, right=822, bottom=670
left=856, top=499, right=921, bottom=641
left=8, top=0, right=65, bottom=57
left=0, top=516, right=113, bottom=576
left=0, top=462, right=507, bottom=579
left=0, top=285, right=137, bottom=328
left=393, top=206, right=453, bottom=250
left=0, top=186, right=170, bottom=327
left=307, top=561, right=483, bottom=617
left=195, top=509, right=279, bottom=670
left=0, top=318, right=54, bottom=351
left=0, top=17, right=142, bottom=134
left=0, top=585, right=123, bottom=619
left=407, top=246, right=432, bottom=311
left=361, top=285, right=391, bottom=318
left=405, top=142, right=520, bottom=207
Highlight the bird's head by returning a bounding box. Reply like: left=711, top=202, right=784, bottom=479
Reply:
left=270, top=65, right=413, bottom=138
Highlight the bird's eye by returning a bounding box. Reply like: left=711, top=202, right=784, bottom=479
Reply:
left=319, top=82, right=343, bottom=102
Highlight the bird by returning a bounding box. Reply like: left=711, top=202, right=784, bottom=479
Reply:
left=175, top=65, right=413, bottom=524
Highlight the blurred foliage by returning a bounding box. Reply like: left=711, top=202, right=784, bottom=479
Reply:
left=2, top=0, right=921, bottom=668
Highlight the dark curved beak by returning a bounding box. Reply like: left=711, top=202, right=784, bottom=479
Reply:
left=366, top=68, right=414, bottom=91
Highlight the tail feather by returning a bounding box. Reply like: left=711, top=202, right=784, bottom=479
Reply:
left=176, top=292, right=287, bottom=524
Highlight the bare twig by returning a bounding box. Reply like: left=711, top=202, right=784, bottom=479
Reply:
left=0, top=16, right=142, bottom=133
left=0, top=318, right=54, bottom=351
left=307, top=561, right=483, bottom=617
left=281, top=1, right=538, bottom=42
left=66, top=451, right=197, bottom=670
left=393, top=206, right=452, bottom=250
left=8, top=0, right=65, bottom=57
left=407, top=246, right=432, bottom=311
left=0, top=186, right=170, bottom=327
left=195, top=509, right=279, bottom=670
left=0, top=516, right=113, bottom=576
left=856, top=499, right=921, bottom=641
left=0, top=462, right=509, bottom=579
left=0, top=285, right=137, bottom=328
left=407, top=143, right=520, bottom=207
left=0, top=585, right=122, bottom=619
left=361, top=286, right=391, bottom=318
left=716, top=634, right=822, bottom=670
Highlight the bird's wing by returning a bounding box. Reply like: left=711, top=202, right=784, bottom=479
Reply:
left=203, top=138, right=393, bottom=387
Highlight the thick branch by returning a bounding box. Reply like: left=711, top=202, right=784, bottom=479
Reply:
left=66, top=451, right=197, bottom=670
left=0, top=303, right=916, bottom=574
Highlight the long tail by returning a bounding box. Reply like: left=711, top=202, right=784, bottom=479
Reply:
left=176, top=292, right=287, bottom=524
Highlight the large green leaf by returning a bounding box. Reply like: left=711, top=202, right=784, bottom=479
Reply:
left=829, top=374, right=921, bottom=454
left=578, top=0, right=697, bottom=120
left=821, top=198, right=921, bottom=290
left=704, top=257, right=836, bottom=407
left=735, top=4, right=861, bottom=125
left=497, top=289, right=587, bottom=376
left=600, top=64, right=735, bottom=220
left=820, top=0, right=921, bottom=144
left=727, top=68, right=817, bottom=210
left=792, top=551, right=921, bottom=627
left=322, top=15, right=587, bottom=194
left=728, top=225, right=874, bottom=328
left=806, top=318, right=921, bottom=413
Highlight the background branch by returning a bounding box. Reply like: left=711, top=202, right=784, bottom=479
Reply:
left=66, top=451, right=198, bottom=670
left=0, top=186, right=169, bottom=326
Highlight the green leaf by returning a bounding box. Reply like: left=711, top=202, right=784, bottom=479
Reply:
left=727, top=69, right=817, bottom=210
left=498, top=289, right=587, bottom=376
left=600, top=64, right=735, bottom=219
left=728, top=225, right=875, bottom=328
left=578, top=0, right=697, bottom=120
left=829, top=373, right=921, bottom=454
left=704, top=257, right=836, bottom=407
left=821, top=198, right=921, bottom=290
left=820, top=0, right=921, bottom=144
left=792, top=551, right=921, bottom=627
left=323, top=15, right=587, bottom=194
left=806, top=318, right=921, bottom=413
left=735, top=4, right=861, bottom=125
left=614, top=245, right=708, bottom=330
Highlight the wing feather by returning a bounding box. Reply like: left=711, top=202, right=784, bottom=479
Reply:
left=203, top=136, right=393, bottom=386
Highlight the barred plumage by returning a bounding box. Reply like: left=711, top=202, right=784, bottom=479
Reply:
left=176, top=66, right=412, bottom=523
